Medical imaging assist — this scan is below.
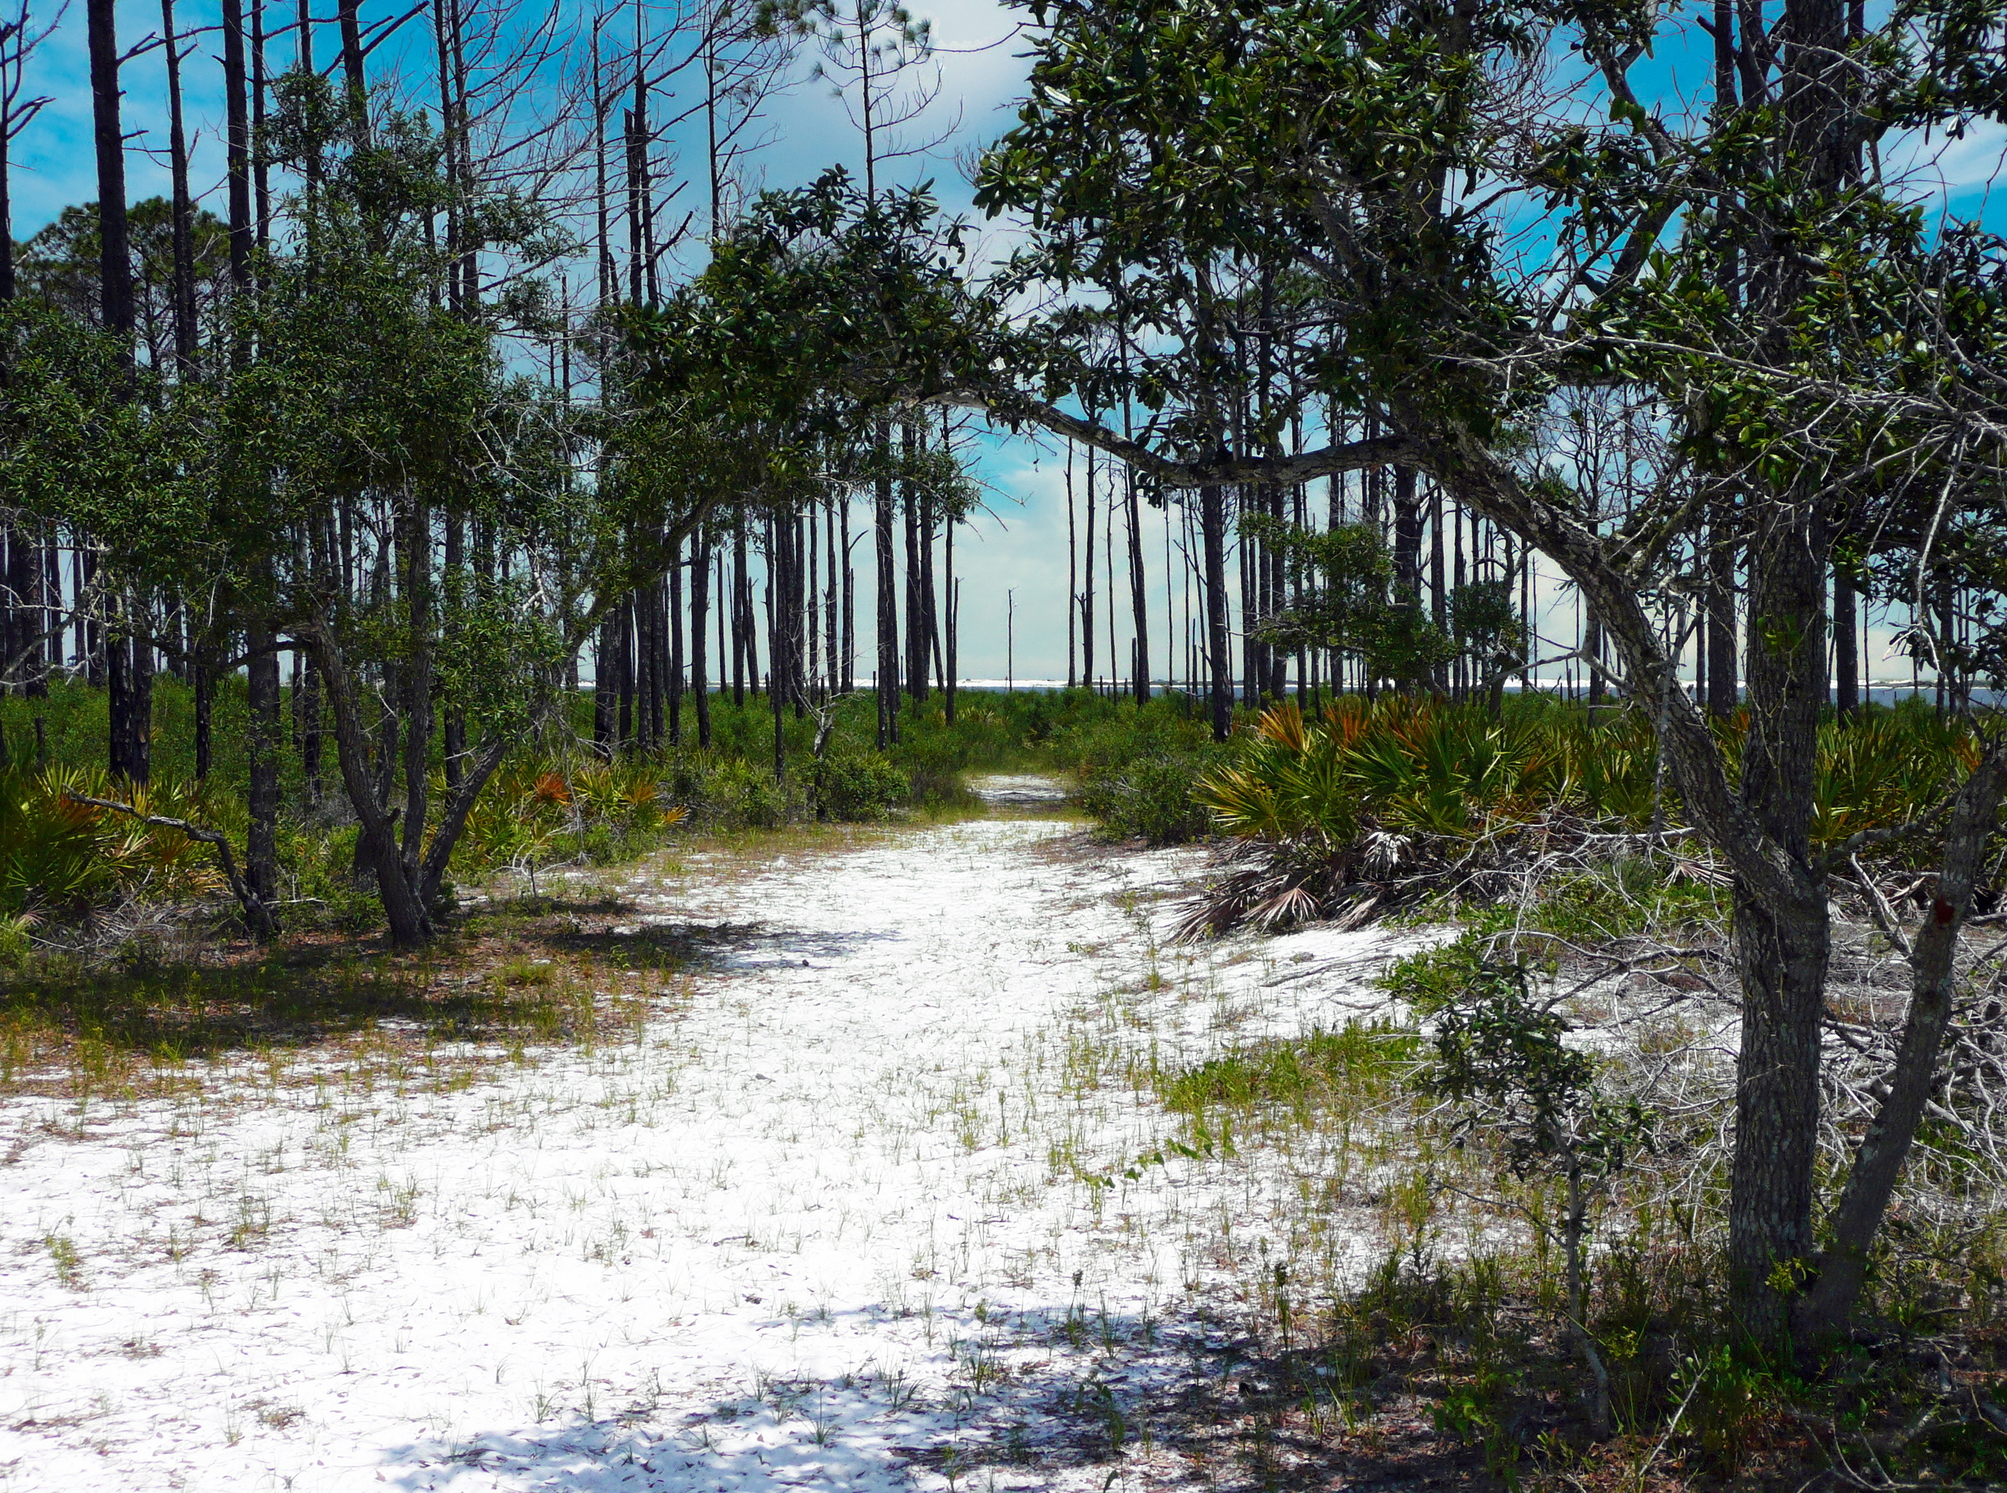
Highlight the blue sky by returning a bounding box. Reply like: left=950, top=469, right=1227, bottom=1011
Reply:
left=10, top=0, right=2000, bottom=688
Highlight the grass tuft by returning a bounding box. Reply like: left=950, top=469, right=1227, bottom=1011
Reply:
left=1160, top=1022, right=1418, bottom=1116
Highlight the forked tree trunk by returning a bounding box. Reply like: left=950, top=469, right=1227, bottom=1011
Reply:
left=1428, top=432, right=1837, bottom=1349
left=305, top=618, right=429, bottom=946
left=417, top=735, right=508, bottom=910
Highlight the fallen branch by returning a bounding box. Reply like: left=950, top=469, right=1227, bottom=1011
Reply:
left=63, top=793, right=278, bottom=941
left=1821, top=795, right=1958, bottom=872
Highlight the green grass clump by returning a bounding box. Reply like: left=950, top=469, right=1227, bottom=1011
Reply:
left=1161, top=1021, right=1418, bottom=1115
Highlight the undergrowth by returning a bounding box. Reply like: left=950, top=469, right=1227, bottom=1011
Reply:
left=0, top=681, right=1203, bottom=942
left=1160, top=693, right=1971, bottom=939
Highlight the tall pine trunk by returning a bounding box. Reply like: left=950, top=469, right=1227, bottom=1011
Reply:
left=901, top=422, right=926, bottom=702
left=692, top=524, right=711, bottom=746
left=1126, top=469, right=1149, bottom=702
left=731, top=529, right=747, bottom=706
left=1082, top=448, right=1096, bottom=687
left=1201, top=484, right=1230, bottom=741
left=1833, top=558, right=1858, bottom=716
left=669, top=546, right=684, bottom=745
left=874, top=419, right=899, bottom=747
left=593, top=613, right=618, bottom=758
left=90, top=0, right=146, bottom=781
left=246, top=629, right=281, bottom=914
left=225, top=0, right=276, bottom=913
left=160, top=0, right=197, bottom=373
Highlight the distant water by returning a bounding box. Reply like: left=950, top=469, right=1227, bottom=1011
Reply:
left=938, top=678, right=1981, bottom=703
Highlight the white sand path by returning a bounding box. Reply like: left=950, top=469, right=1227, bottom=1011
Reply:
left=0, top=815, right=1418, bottom=1492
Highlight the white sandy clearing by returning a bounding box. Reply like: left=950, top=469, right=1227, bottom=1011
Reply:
left=964, top=777, right=1073, bottom=808
left=0, top=816, right=1430, bottom=1493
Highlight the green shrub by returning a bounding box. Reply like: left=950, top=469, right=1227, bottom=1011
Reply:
left=1379, top=929, right=1494, bottom=1006
left=689, top=757, right=808, bottom=829
left=457, top=757, right=678, bottom=877
left=809, top=750, right=909, bottom=821
left=1079, top=752, right=1222, bottom=844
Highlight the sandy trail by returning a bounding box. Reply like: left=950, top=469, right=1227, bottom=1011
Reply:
left=0, top=813, right=1415, bottom=1492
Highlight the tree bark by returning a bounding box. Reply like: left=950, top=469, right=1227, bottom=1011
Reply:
left=1201, top=483, right=1231, bottom=741
left=669, top=541, right=684, bottom=745
left=615, top=595, right=634, bottom=749
left=770, top=515, right=787, bottom=780
left=692, top=524, right=712, bottom=747
left=301, top=650, right=322, bottom=802
left=1066, top=446, right=1077, bottom=687
left=398, top=495, right=432, bottom=888
left=732, top=528, right=747, bottom=706
left=0, top=47, right=14, bottom=306
left=304, top=617, right=429, bottom=945
left=1794, top=746, right=2007, bottom=1342
left=336, top=0, right=367, bottom=132
left=1128, top=468, right=1150, bottom=702
left=944, top=520, right=957, bottom=722
left=840, top=495, right=854, bottom=692
left=593, top=613, right=617, bottom=758
left=1392, top=433, right=1839, bottom=1345
left=193, top=655, right=212, bottom=780
left=442, top=513, right=464, bottom=790
left=417, top=734, right=509, bottom=909
left=1083, top=446, right=1098, bottom=687
left=89, top=0, right=140, bottom=782
left=159, top=0, right=198, bottom=373
left=1834, top=557, right=1859, bottom=717
left=902, top=420, right=926, bottom=701
left=87, top=0, right=132, bottom=344
left=5, top=527, right=34, bottom=693
left=875, top=419, right=899, bottom=747
left=245, top=625, right=281, bottom=917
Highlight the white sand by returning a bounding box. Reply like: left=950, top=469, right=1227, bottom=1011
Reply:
left=0, top=817, right=1419, bottom=1492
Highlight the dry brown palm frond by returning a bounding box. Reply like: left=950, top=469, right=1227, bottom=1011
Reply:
left=1249, top=884, right=1324, bottom=930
